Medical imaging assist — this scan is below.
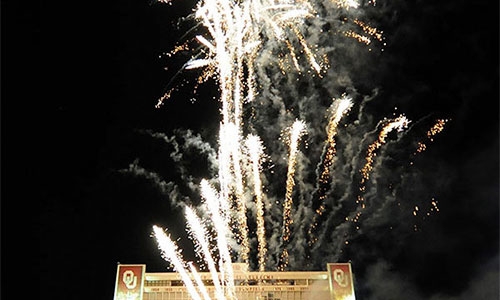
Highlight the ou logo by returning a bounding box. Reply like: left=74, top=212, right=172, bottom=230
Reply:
left=333, top=269, right=348, bottom=287
left=122, top=270, right=138, bottom=290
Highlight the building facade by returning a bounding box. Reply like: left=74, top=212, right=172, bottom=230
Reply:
left=113, top=263, right=355, bottom=300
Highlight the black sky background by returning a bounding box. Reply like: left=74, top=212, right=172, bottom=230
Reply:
left=2, top=0, right=499, bottom=299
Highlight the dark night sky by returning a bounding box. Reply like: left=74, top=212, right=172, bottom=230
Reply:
left=1, top=0, right=499, bottom=299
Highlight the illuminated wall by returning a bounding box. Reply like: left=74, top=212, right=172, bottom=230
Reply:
left=113, top=263, right=355, bottom=300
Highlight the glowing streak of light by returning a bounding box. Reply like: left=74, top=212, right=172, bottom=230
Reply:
left=196, top=35, right=217, bottom=52
left=185, top=206, right=225, bottom=300
left=353, top=19, right=384, bottom=42
left=279, top=119, right=307, bottom=271
left=360, top=115, right=410, bottom=186
left=232, top=145, right=250, bottom=269
left=274, top=9, right=312, bottom=22
left=355, top=115, right=410, bottom=223
left=218, top=124, right=233, bottom=212
left=344, top=18, right=385, bottom=48
left=245, top=44, right=260, bottom=103
left=220, top=123, right=250, bottom=268
left=227, top=8, right=249, bottom=251
left=245, top=134, right=267, bottom=272
left=344, top=30, right=371, bottom=45
left=332, top=0, right=359, bottom=9
left=285, top=39, right=301, bottom=72
left=185, top=59, right=213, bottom=70
left=427, top=119, right=448, bottom=140
left=200, top=179, right=236, bottom=299
left=188, top=262, right=213, bottom=300
left=291, top=27, right=323, bottom=75
left=156, top=89, right=174, bottom=108
left=152, top=225, right=202, bottom=300
left=308, top=96, right=353, bottom=245
left=194, top=0, right=258, bottom=269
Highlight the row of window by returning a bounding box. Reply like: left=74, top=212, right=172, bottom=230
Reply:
left=144, top=290, right=328, bottom=300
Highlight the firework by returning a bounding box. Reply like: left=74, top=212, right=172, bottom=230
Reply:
left=200, top=179, right=236, bottom=299
left=245, top=135, right=268, bottom=272
left=308, top=95, right=353, bottom=246
left=185, top=206, right=225, bottom=300
left=355, top=115, right=410, bottom=222
left=279, top=119, right=307, bottom=271
left=153, top=225, right=203, bottom=300
left=143, top=0, right=450, bottom=296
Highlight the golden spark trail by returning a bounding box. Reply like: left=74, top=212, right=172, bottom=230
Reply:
left=353, top=19, right=384, bottom=42
left=285, top=39, right=301, bottom=72
left=343, top=18, right=384, bottom=47
left=223, top=124, right=250, bottom=269
left=279, top=119, right=307, bottom=271
left=308, top=96, right=353, bottom=246
left=152, top=225, right=203, bottom=300
left=232, top=154, right=250, bottom=269
left=245, top=43, right=260, bottom=103
left=414, top=119, right=449, bottom=155
left=355, top=115, right=410, bottom=223
left=185, top=206, right=225, bottom=300
left=344, top=31, right=372, bottom=45
left=291, top=27, right=323, bottom=75
left=245, top=135, right=267, bottom=272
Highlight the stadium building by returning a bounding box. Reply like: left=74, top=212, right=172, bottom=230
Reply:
left=113, top=262, right=355, bottom=300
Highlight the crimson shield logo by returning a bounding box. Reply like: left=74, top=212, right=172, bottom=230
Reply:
left=327, top=263, right=355, bottom=300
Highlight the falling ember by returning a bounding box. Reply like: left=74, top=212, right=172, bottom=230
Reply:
left=280, top=119, right=307, bottom=271
left=343, top=18, right=385, bottom=48
left=431, top=199, right=439, bottom=212
left=155, top=89, right=174, bottom=108
left=427, top=119, right=448, bottom=140
left=415, top=119, right=449, bottom=154
left=344, top=31, right=372, bottom=45
left=152, top=225, right=203, bottom=300
left=353, top=19, right=384, bottom=42
left=424, top=199, right=440, bottom=216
